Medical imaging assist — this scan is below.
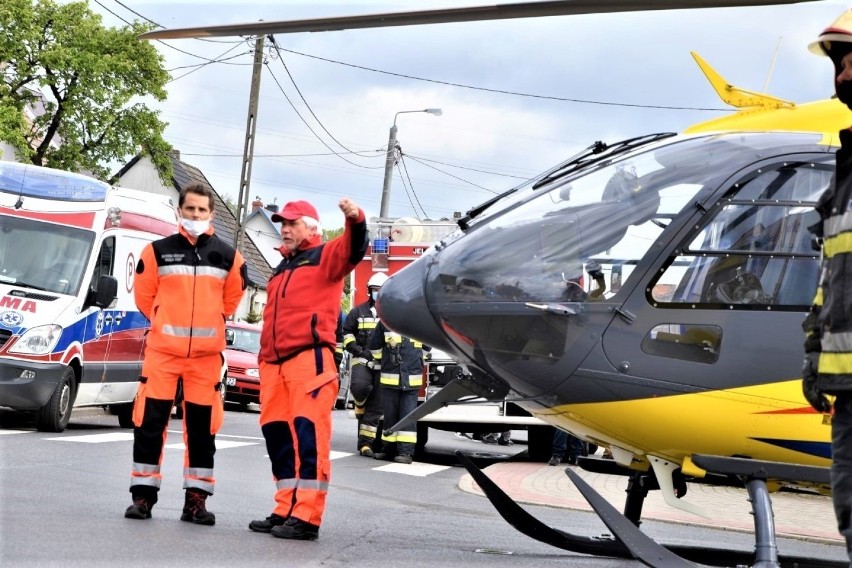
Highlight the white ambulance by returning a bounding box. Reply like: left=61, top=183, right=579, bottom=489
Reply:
left=0, top=161, right=177, bottom=432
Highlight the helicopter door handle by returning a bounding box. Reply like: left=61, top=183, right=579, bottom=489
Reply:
left=612, top=307, right=635, bottom=323
left=525, top=302, right=577, bottom=316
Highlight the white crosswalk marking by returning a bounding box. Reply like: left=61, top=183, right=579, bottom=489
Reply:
left=166, top=440, right=258, bottom=450
left=373, top=462, right=450, bottom=477
left=0, top=430, right=34, bottom=436
left=44, top=432, right=134, bottom=443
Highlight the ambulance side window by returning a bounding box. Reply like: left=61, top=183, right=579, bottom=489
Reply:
left=90, top=237, right=116, bottom=293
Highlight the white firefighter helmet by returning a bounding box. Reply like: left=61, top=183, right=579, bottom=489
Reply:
left=809, top=9, right=852, bottom=57
left=367, top=272, right=389, bottom=289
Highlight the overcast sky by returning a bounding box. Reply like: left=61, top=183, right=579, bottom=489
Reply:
left=86, top=0, right=843, bottom=228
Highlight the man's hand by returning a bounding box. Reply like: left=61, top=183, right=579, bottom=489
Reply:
left=339, top=198, right=360, bottom=220
left=802, top=353, right=832, bottom=413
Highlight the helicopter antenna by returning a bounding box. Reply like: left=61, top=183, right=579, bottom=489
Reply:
left=762, top=36, right=782, bottom=93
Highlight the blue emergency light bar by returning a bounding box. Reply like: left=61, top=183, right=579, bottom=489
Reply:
left=0, top=161, right=110, bottom=202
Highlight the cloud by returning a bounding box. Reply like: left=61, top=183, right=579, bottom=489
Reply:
left=89, top=0, right=845, bottom=225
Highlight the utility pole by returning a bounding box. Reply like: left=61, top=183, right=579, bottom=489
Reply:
left=379, top=108, right=442, bottom=220
left=379, top=124, right=398, bottom=220
left=234, top=34, right=265, bottom=250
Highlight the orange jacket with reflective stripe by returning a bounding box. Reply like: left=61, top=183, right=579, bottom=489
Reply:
left=134, top=226, right=246, bottom=358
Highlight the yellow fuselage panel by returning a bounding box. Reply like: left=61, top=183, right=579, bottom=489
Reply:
left=685, top=99, right=850, bottom=144
left=541, top=379, right=831, bottom=467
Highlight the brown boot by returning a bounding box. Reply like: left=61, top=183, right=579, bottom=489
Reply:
left=181, top=488, right=215, bottom=526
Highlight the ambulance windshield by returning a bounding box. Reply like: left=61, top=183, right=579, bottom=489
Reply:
left=0, top=216, right=94, bottom=295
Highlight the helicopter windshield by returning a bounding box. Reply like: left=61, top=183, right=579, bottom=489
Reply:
left=432, top=132, right=827, bottom=305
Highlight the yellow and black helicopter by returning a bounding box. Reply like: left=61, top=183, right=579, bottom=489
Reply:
left=143, top=1, right=843, bottom=566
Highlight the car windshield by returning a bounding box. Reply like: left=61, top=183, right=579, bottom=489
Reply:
left=0, top=215, right=94, bottom=295
left=226, top=327, right=261, bottom=353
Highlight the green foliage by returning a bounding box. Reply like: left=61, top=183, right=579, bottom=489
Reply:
left=321, top=227, right=350, bottom=315
left=322, top=227, right=343, bottom=241
left=244, top=309, right=262, bottom=324
left=0, top=0, right=172, bottom=181
left=222, top=193, right=237, bottom=216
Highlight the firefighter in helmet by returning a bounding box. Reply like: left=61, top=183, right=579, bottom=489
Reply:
left=342, top=271, right=388, bottom=456
left=804, top=9, right=852, bottom=558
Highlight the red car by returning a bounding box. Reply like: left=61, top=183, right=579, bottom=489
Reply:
left=223, top=322, right=262, bottom=410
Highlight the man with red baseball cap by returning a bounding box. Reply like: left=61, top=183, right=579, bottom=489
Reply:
left=803, top=8, right=852, bottom=559
left=251, top=197, right=367, bottom=541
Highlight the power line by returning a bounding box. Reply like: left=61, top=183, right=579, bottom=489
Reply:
left=263, top=61, right=385, bottom=170
left=107, top=0, right=242, bottom=44
left=273, top=45, right=730, bottom=112
left=167, top=44, right=250, bottom=83
left=401, top=152, right=495, bottom=193
left=167, top=50, right=252, bottom=72
left=268, top=37, right=379, bottom=158
left=403, top=152, right=529, bottom=181
left=397, top=151, right=428, bottom=218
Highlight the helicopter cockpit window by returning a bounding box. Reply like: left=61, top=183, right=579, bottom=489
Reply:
left=653, top=161, right=831, bottom=308
left=434, top=147, right=712, bottom=307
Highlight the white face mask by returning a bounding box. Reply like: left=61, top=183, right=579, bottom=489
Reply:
left=180, top=218, right=210, bottom=238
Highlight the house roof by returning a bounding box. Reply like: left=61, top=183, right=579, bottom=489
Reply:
left=247, top=206, right=280, bottom=229
left=168, top=156, right=272, bottom=289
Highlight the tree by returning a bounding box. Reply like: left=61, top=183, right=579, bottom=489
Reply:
left=222, top=193, right=238, bottom=216
left=322, top=227, right=351, bottom=313
left=0, top=0, right=172, bottom=181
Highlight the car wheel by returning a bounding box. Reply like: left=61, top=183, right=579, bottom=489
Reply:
left=36, top=366, right=76, bottom=432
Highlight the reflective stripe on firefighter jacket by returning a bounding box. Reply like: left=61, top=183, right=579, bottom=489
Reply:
left=368, top=320, right=428, bottom=389
left=134, top=226, right=246, bottom=357
left=342, top=300, right=379, bottom=365
left=808, top=129, right=852, bottom=393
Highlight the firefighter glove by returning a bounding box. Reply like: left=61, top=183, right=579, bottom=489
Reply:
left=802, top=353, right=831, bottom=413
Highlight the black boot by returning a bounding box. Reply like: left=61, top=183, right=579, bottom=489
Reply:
left=181, top=488, right=215, bottom=526
left=125, top=486, right=157, bottom=520
left=270, top=517, right=319, bottom=540
left=249, top=513, right=287, bottom=533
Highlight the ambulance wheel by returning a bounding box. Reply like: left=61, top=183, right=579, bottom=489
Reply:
left=36, top=367, right=76, bottom=433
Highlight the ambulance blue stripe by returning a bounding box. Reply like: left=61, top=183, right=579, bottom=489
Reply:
left=52, top=310, right=150, bottom=352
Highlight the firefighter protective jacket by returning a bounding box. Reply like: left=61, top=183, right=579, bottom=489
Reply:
left=259, top=211, right=368, bottom=363
left=807, top=128, right=852, bottom=394
left=134, top=225, right=247, bottom=358
left=368, top=320, right=428, bottom=390
left=342, top=300, right=379, bottom=363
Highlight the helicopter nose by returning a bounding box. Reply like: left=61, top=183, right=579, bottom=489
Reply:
left=376, top=258, right=452, bottom=352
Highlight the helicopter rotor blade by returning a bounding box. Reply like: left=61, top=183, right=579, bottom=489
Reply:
left=141, top=0, right=817, bottom=40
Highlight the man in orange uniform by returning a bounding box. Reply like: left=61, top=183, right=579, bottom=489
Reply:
left=249, top=198, right=367, bottom=540
left=124, top=182, right=246, bottom=525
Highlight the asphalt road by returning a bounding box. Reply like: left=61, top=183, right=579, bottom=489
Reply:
left=0, top=404, right=844, bottom=568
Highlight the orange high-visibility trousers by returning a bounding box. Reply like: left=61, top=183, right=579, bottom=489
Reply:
left=130, top=349, right=224, bottom=494
left=259, top=347, right=337, bottom=526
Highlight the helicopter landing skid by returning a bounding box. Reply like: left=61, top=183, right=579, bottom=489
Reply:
left=454, top=451, right=842, bottom=568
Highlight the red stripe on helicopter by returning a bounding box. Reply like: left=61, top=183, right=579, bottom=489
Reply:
left=753, top=407, right=827, bottom=415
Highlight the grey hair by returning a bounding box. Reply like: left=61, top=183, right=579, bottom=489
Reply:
left=302, top=215, right=322, bottom=233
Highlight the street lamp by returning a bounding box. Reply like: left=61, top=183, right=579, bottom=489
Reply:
left=379, top=108, right=442, bottom=219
